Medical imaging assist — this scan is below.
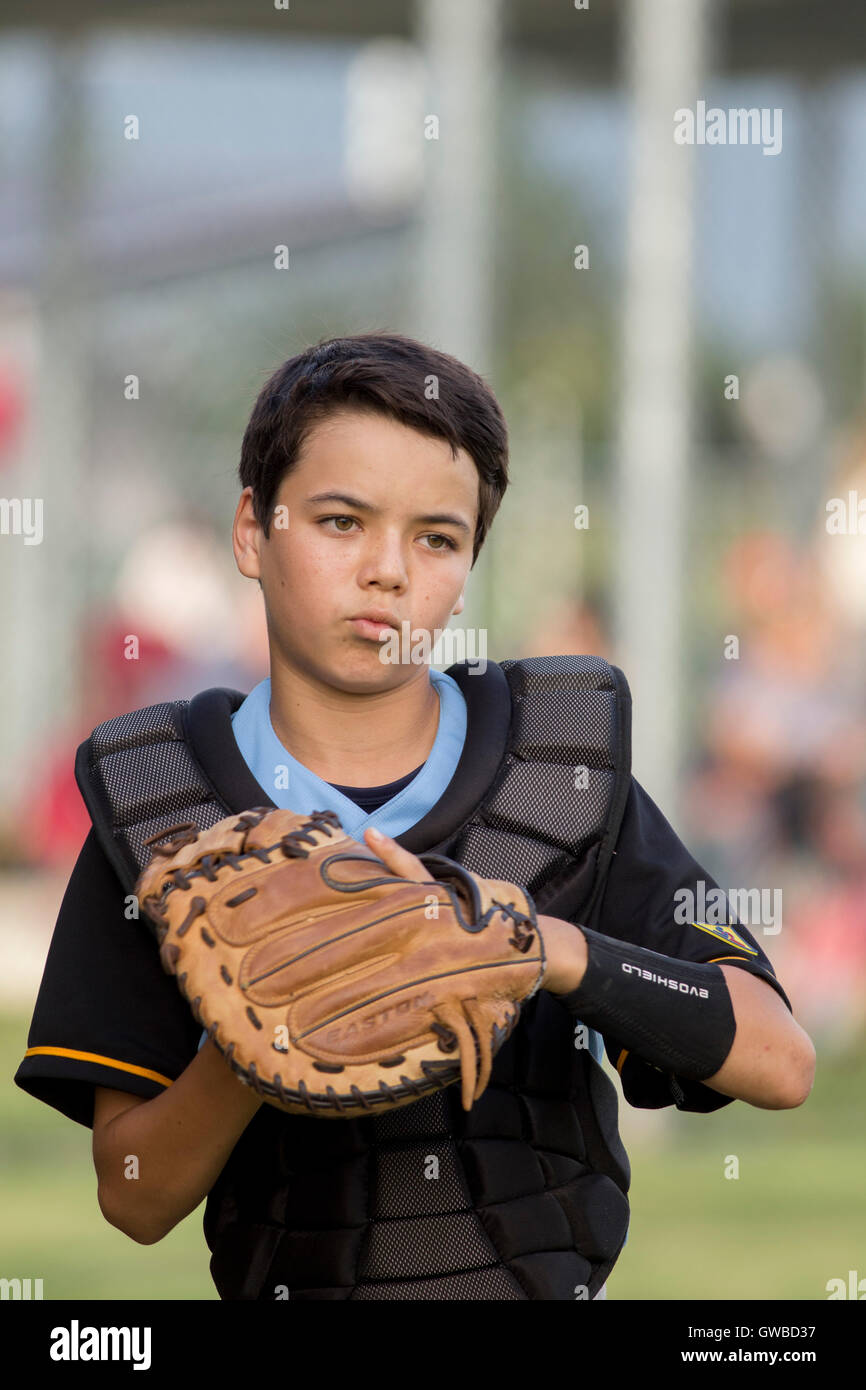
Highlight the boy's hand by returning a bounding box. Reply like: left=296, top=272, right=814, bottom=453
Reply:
left=364, top=828, right=587, bottom=997
left=536, top=915, right=588, bottom=995
left=361, top=827, right=436, bottom=883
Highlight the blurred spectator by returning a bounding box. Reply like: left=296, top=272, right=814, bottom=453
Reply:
left=18, top=518, right=268, bottom=871
left=684, top=512, right=866, bottom=1047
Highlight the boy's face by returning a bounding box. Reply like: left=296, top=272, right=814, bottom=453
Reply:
left=233, top=407, right=480, bottom=691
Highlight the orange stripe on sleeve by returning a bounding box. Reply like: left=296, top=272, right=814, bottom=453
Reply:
left=23, top=1046, right=173, bottom=1088
left=708, top=955, right=760, bottom=965
left=615, top=1049, right=629, bottom=1074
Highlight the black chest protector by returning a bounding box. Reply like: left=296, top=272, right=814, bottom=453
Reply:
left=76, top=654, right=633, bottom=1300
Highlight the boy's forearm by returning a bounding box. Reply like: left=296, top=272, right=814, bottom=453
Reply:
left=95, top=1040, right=264, bottom=1244
left=539, top=916, right=815, bottom=1110
left=697, top=964, right=816, bottom=1109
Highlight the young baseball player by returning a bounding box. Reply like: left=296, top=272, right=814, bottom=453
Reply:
left=15, top=333, right=815, bottom=1301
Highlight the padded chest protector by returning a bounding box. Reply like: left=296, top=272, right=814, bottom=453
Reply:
left=76, top=654, right=633, bottom=1300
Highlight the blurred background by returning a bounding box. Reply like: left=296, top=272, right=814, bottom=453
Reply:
left=0, top=0, right=864, bottom=1300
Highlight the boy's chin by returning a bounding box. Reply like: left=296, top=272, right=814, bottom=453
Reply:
left=319, top=650, right=428, bottom=690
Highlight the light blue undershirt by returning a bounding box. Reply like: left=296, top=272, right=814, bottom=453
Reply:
left=229, top=668, right=466, bottom=840
left=201, top=667, right=603, bottom=1065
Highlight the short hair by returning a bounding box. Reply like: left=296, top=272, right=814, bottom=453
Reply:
left=237, top=331, right=509, bottom=566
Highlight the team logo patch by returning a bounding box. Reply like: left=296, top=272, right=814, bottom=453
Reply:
left=690, top=921, right=758, bottom=955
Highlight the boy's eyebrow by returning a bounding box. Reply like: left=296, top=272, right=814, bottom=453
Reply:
left=304, top=491, right=472, bottom=533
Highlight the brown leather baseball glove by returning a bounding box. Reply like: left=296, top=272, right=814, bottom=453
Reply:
left=135, top=807, right=545, bottom=1118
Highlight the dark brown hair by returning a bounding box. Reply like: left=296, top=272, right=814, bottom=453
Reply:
left=237, top=332, right=509, bottom=566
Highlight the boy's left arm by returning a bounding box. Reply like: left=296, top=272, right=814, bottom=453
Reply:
left=361, top=822, right=815, bottom=1114
left=539, top=915, right=816, bottom=1110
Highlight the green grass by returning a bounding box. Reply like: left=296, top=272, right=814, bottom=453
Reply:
left=609, top=1037, right=866, bottom=1300
left=1, top=1013, right=214, bottom=1299
left=0, top=1172, right=212, bottom=1300
left=610, top=1140, right=863, bottom=1300
left=3, top=1011, right=862, bottom=1301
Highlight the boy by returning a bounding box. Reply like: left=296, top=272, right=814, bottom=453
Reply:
left=15, top=332, right=815, bottom=1301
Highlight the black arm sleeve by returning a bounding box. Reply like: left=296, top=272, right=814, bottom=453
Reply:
left=13, top=827, right=202, bottom=1129
left=585, top=776, right=792, bottom=1113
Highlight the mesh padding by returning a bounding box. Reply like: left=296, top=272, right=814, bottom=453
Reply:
left=131, top=799, right=231, bottom=874
left=485, top=760, right=615, bottom=851
left=358, top=1211, right=497, bottom=1279
left=499, top=652, right=614, bottom=687
left=514, top=689, right=615, bottom=762
left=371, top=1090, right=451, bottom=1141
left=451, top=823, right=568, bottom=890
left=351, top=1265, right=526, bottom=1300
left=100, top=740, right=212, bottom=825
left=501, top=655, right=616, bottom=758
left=372, top=1141, right=470, bottom=1219
left=87, top=698, right=231, bottom=875
left=91, top=700, right=187, bottom=758
left=448, top=656, right=620, bottom=897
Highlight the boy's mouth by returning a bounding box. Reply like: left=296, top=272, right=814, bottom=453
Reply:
left=347, top=616, right=399, bottom=640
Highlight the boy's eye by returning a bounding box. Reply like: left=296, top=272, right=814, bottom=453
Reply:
left=318, top=516, right=457, bottom=550
left=317, top=515, right=360, bottom=535
left=424, top=533, right=457, bottom=551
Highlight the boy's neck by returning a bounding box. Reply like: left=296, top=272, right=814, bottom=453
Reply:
left=267, top=660, right=442, bottom=787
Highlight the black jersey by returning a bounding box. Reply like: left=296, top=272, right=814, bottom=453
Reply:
left=14, top=773, right=790, bottom=1130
